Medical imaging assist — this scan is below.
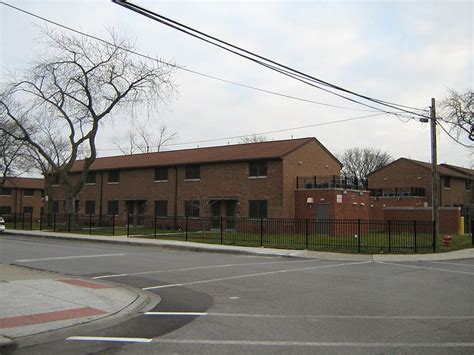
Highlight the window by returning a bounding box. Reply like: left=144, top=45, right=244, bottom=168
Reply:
left=185, top=165, right=200, bottom=180
left=86, top=171, right=96, bottom=184
left=249, top=200, right=268, bottom=219
left=466, top=179, right=471, bottom=191
left=52, top=174, right=60, bottom=185
left=249, top=160, right=268, bottom=177
left=0, top=206, right=12, bottom=215
left=108, top=170, right=120, bottom=183
left=85, top=201, right=96, bottom=215
left=444, top=176, right=451, bottom=188
left=52, top=201, right=59, bottom=214
left=154, top=200, right=168, bottom=217
left=185, top=200, right=200, bottom=217
left=107, top=200, right=119, bottom=215
left=24, top=189, right=34, bottom=197
left=154, top=167, right=168, bottom=181
left=0, top=188, right=12, bottom=196
left=23, top=206, right=33, bottom=214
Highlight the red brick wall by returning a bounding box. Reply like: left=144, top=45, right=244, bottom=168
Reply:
left=0, top=188, right=44, bottom=219
left=384, top=207, right=461, bottom=234
left=295, top=190, right=370, bottom=220
left=369, top=196, right=428, bottom=220
left=283, top=139, right=341, bottom=218
left=440, top=176, right=471, bottom=207
left=368, top=159, right=433, bottom=205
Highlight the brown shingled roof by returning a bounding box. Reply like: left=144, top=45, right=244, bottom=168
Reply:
left=72, top=137, right=331, bottom=172
left=368, top=157, right=471, bottom=179
left=2, top=177, right=44, bottom=190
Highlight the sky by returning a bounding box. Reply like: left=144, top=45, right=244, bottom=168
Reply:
left=1, top=0, right=473, bottom=168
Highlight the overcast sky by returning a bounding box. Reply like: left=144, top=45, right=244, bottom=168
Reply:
left=1, top=0, right=472, bottom=168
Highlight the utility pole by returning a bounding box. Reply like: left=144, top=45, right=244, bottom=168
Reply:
left=430, top=98, right=439, bottom=241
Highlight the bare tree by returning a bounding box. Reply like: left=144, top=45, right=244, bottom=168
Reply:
left=112, top=121, right=177, bottom=154
left=239, top=135, right=268, bottom=143
left=0, top=128, right=27, bottom=188
left=440, top=89, right=473, bottom=143
left=0, top=28, right=175, bottom=216
left=339, top=147, right=393, bottom=182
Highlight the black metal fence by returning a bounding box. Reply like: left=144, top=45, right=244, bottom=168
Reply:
left=3, top=212, right=470, bottom=253
left=296, top=175, right=367, bottom=190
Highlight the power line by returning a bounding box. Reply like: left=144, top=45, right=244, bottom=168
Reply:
left=112, top=0, right=429, bottom=119
left=438, top=121, right=473, bottom=148
left=97, top=112, right=386, bottom=152
left=0, top=1, right=378, bottom=113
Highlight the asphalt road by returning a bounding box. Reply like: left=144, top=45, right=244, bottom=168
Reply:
left=1, top=235, right=473, bottom=354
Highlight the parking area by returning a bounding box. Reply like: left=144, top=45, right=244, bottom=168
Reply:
left=1, top=235, right=473, bottom=354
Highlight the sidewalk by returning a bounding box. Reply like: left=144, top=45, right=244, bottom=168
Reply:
left=4, top=229, right=474, bottom=262
left=0, top=263, right=160, bottom=353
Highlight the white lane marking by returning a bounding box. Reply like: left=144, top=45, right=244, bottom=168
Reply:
left=228, top=296, right=239, bottom=300
left=144, top=312, right=208, bottom=316
left=153, top=339, right=474, bottom=347
left=92, top=258, right=323, bottom=279
left=66, top=336, right=152, bottom=343
left=376, top=261, right=474, bottom=276
left=142, top=261, right=372, bottom=290
left=430, top=261, right=474, bottom=267
left=15, top=253, right=126, bottom=262
left=146, top=312, right=473, bottom=320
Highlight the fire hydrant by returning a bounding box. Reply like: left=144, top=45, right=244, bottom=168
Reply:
left=442, top=235, right=452, bottom=246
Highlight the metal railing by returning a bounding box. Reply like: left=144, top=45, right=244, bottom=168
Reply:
left=2, top=212, right=465, bottom=254
left=369, top=187, right=426, bottom=198
left=296, top=175, right=368, bottom=190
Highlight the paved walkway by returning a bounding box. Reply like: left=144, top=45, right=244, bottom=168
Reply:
left=1, top=229, right=473, bottom=352
left=0, top=263, right=159, bottom=353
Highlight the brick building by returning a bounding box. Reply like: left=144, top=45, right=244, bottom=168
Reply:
left=367, top=158, right=472, bottom=227
left=0, top=177, right=45, bottom=219
left=49, top=138, right=341, bottom=220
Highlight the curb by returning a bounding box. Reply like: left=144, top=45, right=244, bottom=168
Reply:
left=0, top=335, right=17, bottom=354
left=1, top=263, right=161, bottom=351
left=3, top=230, right=474, bottom=262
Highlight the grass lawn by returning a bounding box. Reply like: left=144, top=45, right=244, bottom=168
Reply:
left=5, top=222, right=472, bottom=254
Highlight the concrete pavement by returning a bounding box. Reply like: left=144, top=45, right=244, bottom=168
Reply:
left=1, top=229, right=473, bottom=353
left=0, top=263, right=160, bottom=353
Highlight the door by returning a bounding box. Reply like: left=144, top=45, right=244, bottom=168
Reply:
left=225, top=201, right=236, bottom=230
left=210, top=201, right=221, bottom=229
left=136, top=200, right=145, bottom=225
left=315, top=203, right=330, bottom=236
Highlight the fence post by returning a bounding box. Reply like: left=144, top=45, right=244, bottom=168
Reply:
left=220, top=216, right=224, bottom=244
left=112, top=215, right=115, bottom=236
left=53, top=213, right=56, bottom=232
left=413, top=220, right=417, bottom=253
left=40, top=213, right=43, bottom=231
left=471, top=219, right=474, bottom=246
left=89, top=213, right=92, bottom=235
left=30, top=213, right=33, bottom=230
left=305, top=219, right=309, bottom=249
left=22, top=213, right=25, bottom=230
left=67, top=213, right=71, bottom=232
left=432, top=220, right=436, bottom=253
left=388, top=220, right=392, bottom=253
left=357, top=219, right=361, bottom=253
left=127, top=214, right=131, bottom=237
left=260, top=217, right=264, bottom=247
left=185, top=216, right=188, bottom=241
left=154, top=215, right=157, bottom=238
left=14, top=212, right=17, bottom=229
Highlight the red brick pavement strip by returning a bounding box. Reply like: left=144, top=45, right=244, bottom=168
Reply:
left=58, top=279, right=113, bottom=289
left=0, top=307, right=106, bottom=329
